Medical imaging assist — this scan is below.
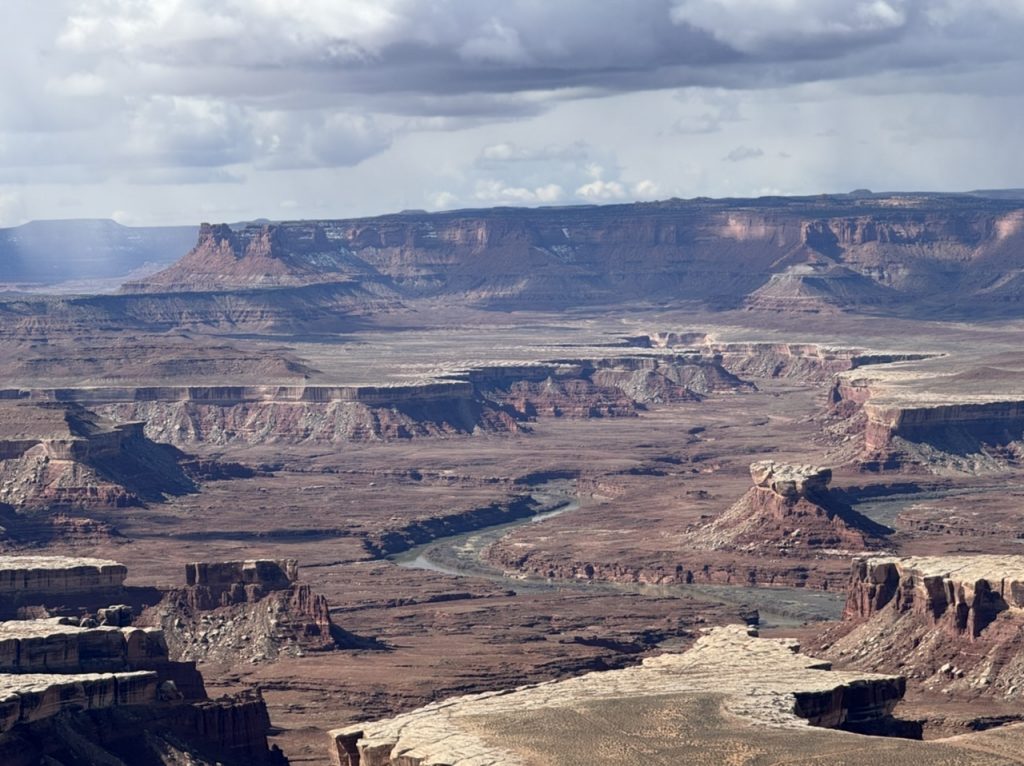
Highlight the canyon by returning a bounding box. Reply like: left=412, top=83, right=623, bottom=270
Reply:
left=3, top=193, right=1024, bottom=763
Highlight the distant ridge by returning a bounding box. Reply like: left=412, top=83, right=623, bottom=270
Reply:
left=0, top=219, right=197, bottom=288
left=123, top=192, right=1024, bottom=320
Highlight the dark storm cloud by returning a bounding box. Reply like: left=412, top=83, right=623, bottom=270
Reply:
left=12, top=1, right=1024, bottom=162
left=1, top=1, right=1024, bottom=223
left=51, top=1, right=1024, bottom=106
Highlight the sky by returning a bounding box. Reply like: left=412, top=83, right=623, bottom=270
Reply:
left=0, top=0, right=1022, bottom=227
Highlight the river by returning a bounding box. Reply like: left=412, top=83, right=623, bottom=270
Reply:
left=390, top=480, right=845, bottom=628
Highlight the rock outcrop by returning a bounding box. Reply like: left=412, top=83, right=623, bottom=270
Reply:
left=0, top=556, right=286, bottom=765
left=143, top=560, right=361, bottom=663
left=692, top=461, right=890, bottom=553
left=473, top=355, right=753, bottom=419
left=485, top=461, right=885, bottom=592
left=743, top=262, right=896, bottom=313
left=122, top=222, right=392, bottom=292
left=828, top=367, right=1024, bottom=473
left=0, top=669, right=159, bottom=733
left=0, top=401, right=197, bottom=511
left=0, top=355, right=752, bottom=447
left=812, top=556, right=1024, bottom=701
left=329, top=625, right=912, bottom=766
left=647, top=334, right=934, bottom=383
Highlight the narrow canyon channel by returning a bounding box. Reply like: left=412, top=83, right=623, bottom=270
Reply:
left=390, top=480, right=845, bottom=628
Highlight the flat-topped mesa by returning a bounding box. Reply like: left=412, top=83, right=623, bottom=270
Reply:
left=863, top=400, right=1024, bottom=468
left=329, top=625, right=910, bottom=766
left=844, top=556, right=1024, bottom=638
left=472, top=355, right=753, bottom=419
left=826, top=363, right=1024, bottom=472
left=645, top=335, right=936, bottom=383
left=11, top=355, right=750, bottom=448
left=116, top=195, right=1024, bottom=319
left=693, top=461, right=889, bottom=553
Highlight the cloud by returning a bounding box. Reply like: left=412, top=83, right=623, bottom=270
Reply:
left=429, top=191, right=459, bottom=210
left=670, top=0, right=910, bottom=56
left=253, top=112, right=394, bottom=170
left=632, top=179, right=660, bottom=199
left=458, top=19, right=530, bottom=64
left=576, top=179, right=627, bottom=201
left=2, top=1, right=1024, bottom=222
left=474, top=180, right=565, bottom=204
left=477, top=141, right=590, bottom=164
left=724, top=146, right=764, bottom=162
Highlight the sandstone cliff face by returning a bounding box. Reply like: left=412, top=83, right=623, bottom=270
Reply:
left=476, top=355, right=752, bottom=419
left=98, top=395, right=523, bottom=446
left=813, top=556, right=1024, bottom=702
left=0, top=556, right=127, bottom=618
left=649, top=336, right=933, bottom=383
left=123, top=222, right=390, bottom=292
left=827, top=376, right=1024, bottom=472
left=70, top=356, right=752, bottom=446
left=864, top=400, right=1024, bottom=457
left=843, top=557, right=1024, bottom=639
left=123, top=195, right=1024, bottom=318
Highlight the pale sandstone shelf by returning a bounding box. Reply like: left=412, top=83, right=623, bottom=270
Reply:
left=0, top=670, right=158, bottom=733
left=330, top=625, right=906, bottom=766
left=0, top=617, right=167, bottom=673
left=0, top=556, right=127, bottom=597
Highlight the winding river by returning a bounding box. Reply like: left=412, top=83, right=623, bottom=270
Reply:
left=390, top=480, right=845, bottom=628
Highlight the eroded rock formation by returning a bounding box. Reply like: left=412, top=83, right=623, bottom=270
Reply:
left=0, top=401, right=197, bottom=511
left=0, top=556, right=127, bottom=619
left=0, top=355, right=753, bottom=447
left=812, top=556, right=1024, bottom=701
left=828, top=369, right=1024, bottom=473
left=692, top=461, right=890, bottom=553
left=485, top=461, right=885, bottom=591
left=644, top=334, right=934, bottom=383
left=143, top=559, right=360, bottom=663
